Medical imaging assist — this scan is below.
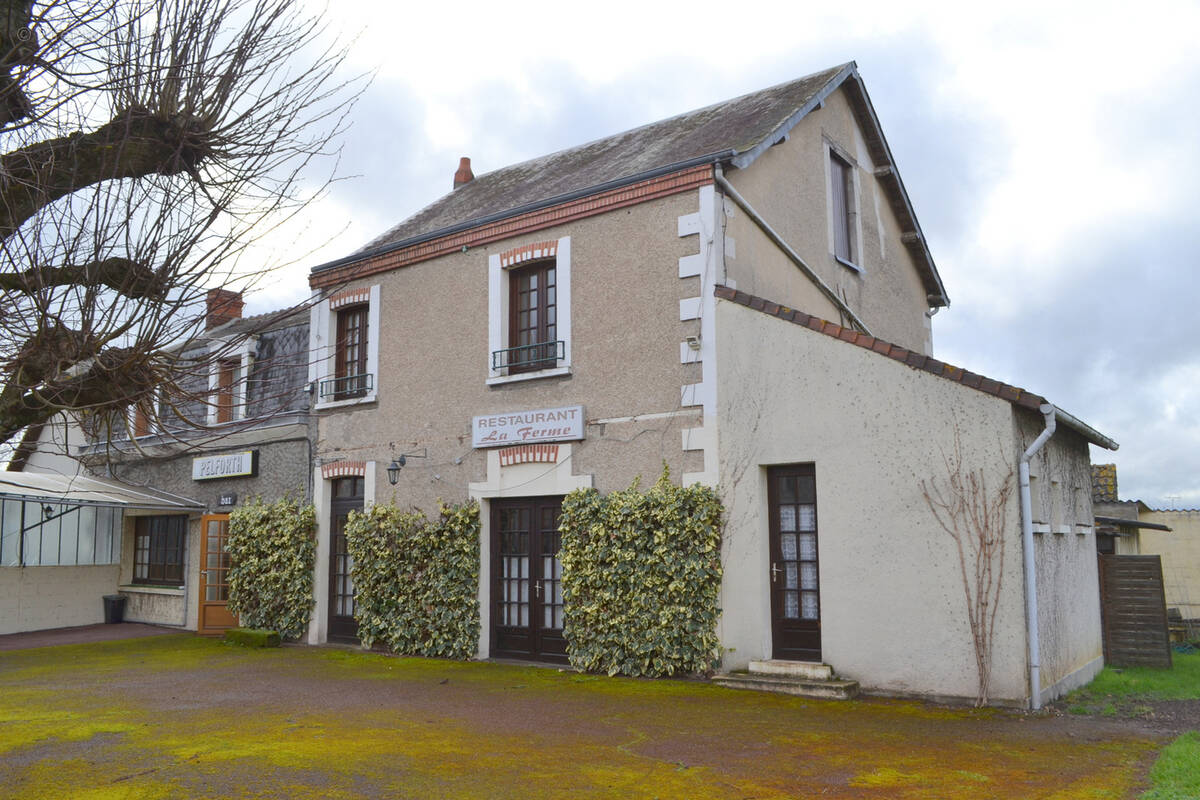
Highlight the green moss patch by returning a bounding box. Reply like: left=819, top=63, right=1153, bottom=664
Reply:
left=223, top=628, right=280, bottom=648
left=0, top=636, right=1170, bottom=799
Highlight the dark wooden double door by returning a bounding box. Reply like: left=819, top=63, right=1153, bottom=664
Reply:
left=768, top=465, right=822, bottom=661
left=491, top=497, right=566, bottom=663
left=328, top=476, right=363, bottom=643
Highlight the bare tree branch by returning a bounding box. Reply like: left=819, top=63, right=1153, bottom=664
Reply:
left=0, top=0, right=362, bottom=448
left=921, top=424, right=1015, bottom=706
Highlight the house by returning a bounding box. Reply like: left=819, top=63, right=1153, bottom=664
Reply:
left=303, top=62, right=1116, bottom=707
left=1, top=290, right=314, bottom=636
left=1094, top=464, right=1198, bottom=626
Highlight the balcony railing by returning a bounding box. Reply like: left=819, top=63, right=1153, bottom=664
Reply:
left=492, top=340, right=564, bottom=372
left=319, top=372, right=373, bottom=399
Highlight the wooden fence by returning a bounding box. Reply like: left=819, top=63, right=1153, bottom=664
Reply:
left=1098, top=554, right=1172, bottom=668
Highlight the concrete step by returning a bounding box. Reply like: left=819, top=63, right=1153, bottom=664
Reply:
left=713, top=671, right=859, bottom=700
left=748, top=659, right=832, bottom=680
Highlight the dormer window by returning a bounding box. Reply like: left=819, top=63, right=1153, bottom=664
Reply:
left=215, top=358, right=238, bottom=424
left=206, top=337, right=256, bottom=425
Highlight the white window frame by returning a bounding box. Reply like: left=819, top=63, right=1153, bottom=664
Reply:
left=825, top=140, right=863, bottom=273
left=206, top=335, right=257, bottom=425
left=486, top=236, right=572, bottom=385
left=310, top=284, right=380, bottom=410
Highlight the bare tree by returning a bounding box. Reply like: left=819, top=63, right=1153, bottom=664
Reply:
left=921, top=427, right=1015, bottom=706
left=0, top=0, right=357, bottom=447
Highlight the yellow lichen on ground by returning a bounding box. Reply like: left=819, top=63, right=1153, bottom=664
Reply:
left=0, top=636, right=1167, bottom=799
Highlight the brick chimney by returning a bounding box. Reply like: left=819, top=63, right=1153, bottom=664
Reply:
left=206, top=288, right=244, bottom=330
left=453, top=156, right=474, bottom=189
left=1092, top=463, right=1118, bottom=503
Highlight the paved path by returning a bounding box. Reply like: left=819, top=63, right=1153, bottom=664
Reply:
left=0, top=622, right=177, bottom=651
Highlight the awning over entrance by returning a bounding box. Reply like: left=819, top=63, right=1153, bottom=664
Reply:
left=0, top=473, right=202, bottom=569
left=0, top=472, right=203, bottom=512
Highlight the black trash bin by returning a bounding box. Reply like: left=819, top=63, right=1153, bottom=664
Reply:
left=102, top=594, right=126, bottom=624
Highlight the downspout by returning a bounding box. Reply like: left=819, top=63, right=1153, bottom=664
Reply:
left=712, top=164, right=872, bottom=336
left=1019, top=403, right=1056, bottom=710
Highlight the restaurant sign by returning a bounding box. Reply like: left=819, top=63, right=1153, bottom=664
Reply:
left=192, top=451, right=257, bottom=481
left=472, top=405, right=584, bottom=448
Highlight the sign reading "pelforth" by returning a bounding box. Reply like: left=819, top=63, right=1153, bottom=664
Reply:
left=472, top=405, right=584, bottom=448
left=192, top=451, right=257, bottom=481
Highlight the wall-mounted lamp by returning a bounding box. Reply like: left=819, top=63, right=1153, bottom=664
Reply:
left=386, top=448, right=428, bottom=485
left=685, top=335, right=702, bottom=351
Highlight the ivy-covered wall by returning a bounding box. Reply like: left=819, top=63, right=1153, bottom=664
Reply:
left=344, top=502, right=480, bottom=659
left=226, top=496, right=316, bottom=639
left=559, top=469, right=724, bottom=677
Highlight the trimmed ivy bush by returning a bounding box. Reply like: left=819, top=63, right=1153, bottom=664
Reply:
left=560, top=468, right=724, bottom=677
left=344, top=501, right=480, bottom=659
left=226, top=496, right=316, bottom=639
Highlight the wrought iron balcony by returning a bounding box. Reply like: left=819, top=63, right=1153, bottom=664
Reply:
left=492, top=340, right=565, bottom=372
left=318, top=372, right=373, bottom=399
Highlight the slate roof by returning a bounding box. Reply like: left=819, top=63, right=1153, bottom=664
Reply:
left=355, top=64, right=847, bottom=257
left=714, top=285, right=1118, bottom=450
left=315, top=64, right=945, bottom=305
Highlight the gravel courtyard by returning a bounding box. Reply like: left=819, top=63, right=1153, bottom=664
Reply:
left=0, top=633, right=1173, bottom=799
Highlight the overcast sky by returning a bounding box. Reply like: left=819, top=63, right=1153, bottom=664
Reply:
left=256, top=0, right=1200, bottom=508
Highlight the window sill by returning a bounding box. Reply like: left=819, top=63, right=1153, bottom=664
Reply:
left=120, top=584, right=184, bottom=595
left=314, top=393, right=377, bottom=411
left=486, top=365, right=571, bottom=386
left=835, top=256, right=863, bottom=274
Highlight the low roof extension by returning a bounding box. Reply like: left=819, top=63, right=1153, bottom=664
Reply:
left=715, top=286, right=1118, bottom=451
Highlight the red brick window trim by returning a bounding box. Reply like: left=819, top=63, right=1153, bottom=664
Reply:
left=329, top=288, right=371, bottom=310
left=500, top=240, right=558, bottom=268
left=498, top=444, right=560, bottom=467
left=321, top=460, right=366, bottom=479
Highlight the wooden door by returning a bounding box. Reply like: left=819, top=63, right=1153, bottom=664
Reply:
left=198, top=514, right=237, bottom=635
left=328, top=476, right=364, bottom=643
left=491, top=497, right=566, bottom=663
left=768, top=465, right=822, bottom=661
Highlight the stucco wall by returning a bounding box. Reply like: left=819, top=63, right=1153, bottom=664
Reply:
left=715, top=298, right=1032, bottom=702
left=98, top=433, right=311, bottom=632
left=1015, top=412, right=1104, bottom=701
left=20, top=414, right=85, bottom=477
left=1139, top=509, right=1200, bottom=619
left=316, top=190, right=707, bottom=513
left=309, top=189, right=715, bottom=645
left=0, top=565, right=120, bottom=635
left=723, top=86, right=932, bottom=353
left=101, top=425, right=312, bottom=510
left=115, top=514, right=201, bottom=629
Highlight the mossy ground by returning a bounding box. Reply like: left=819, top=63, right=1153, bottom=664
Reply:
left=0, top=636, right=1168, bottom=798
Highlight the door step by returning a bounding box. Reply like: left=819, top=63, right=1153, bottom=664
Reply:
left=713, top=661, right=859, bottom=700
left=748, top=659, right=832, bottom=680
